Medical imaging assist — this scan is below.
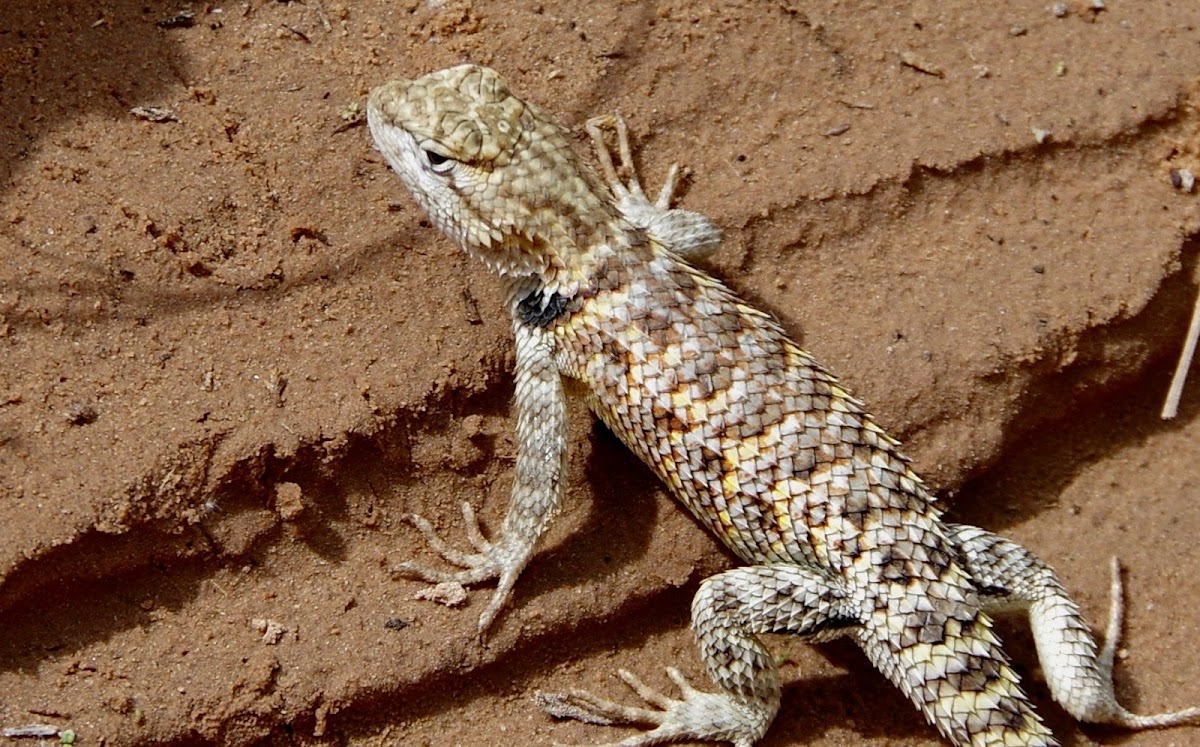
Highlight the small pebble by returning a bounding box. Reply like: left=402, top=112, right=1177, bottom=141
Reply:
left=1170, top=169, right=1195, bottom=193
left=157, top=10, right=196, bottom=29
left=1, top=726, right=59, bottom=738
left=250, top=618, right=288, bottom=645
left=1051, top=3, right=1068, bottom=17
left=130, top=106, right=178, bottom=123
left=415, top=581, right=468, bottom=607
left=1031, top=127, right=1051, bottom=144
left=274, top=482, right=305, bottom=521
left=64, top=402, right=98, bottom=426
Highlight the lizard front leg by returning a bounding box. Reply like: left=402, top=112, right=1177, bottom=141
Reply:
left=395, top=320, right=568, bottom=634
left=946, top=523, right=1200, bottom=729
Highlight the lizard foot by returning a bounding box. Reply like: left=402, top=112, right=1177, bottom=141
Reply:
left=948, top=524, right=1200, bottom=730
left=392, top=501, right=522, bottom=633
left=585, top=114, right=721, bottom=261
left=536, top=667, right=769, bottom=747
left=1084, top=558, right=1200, bottom=728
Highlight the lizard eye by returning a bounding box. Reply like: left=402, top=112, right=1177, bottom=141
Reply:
left=423, top=149, right=455, bottom=173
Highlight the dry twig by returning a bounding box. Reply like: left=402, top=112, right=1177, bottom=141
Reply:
left=1162, top=285, right=1200, bottom=419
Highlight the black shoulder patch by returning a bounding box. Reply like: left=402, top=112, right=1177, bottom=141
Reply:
left=517, top=289, right=571, bottom=327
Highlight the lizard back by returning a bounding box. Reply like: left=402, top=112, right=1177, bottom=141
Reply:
left=552, top=234, right=1048, bottom=744
left=555, top=234, right=920, bottom=570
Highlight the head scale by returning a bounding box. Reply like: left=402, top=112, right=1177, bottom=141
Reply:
left=368, top=65, right=618, bottom=291
left=369, top=65, right=524, bottom=164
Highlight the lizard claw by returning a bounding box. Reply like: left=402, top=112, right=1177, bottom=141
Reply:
left=585, top=114, right=675, bottom=208
left=536, top=667, right=769, bottom=747
left=585, top=113, right=721, bottom=261
left=399, top=502, right=494, bottom=567
left=391, top=504, right=497, bottom=582
left=1079, top=558, right=1200, bottom=728
left=392, top=502, right=530, bottom=635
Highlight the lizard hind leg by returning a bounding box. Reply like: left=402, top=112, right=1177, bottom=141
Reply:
left=535, top=564, right=858, bottom=747
left=946, top=523, right=1200, bottom=729
left=585, top=113, right=722, bottom=261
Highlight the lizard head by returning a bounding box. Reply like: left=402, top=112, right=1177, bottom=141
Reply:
left=368, top=64, right=620, bottom=292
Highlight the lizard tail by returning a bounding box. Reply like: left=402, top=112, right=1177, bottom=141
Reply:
left=857, top=585, right=1058, bottom=747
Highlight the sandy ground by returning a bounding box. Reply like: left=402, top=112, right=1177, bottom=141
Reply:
left=2, top=1, right=1200, bottom=745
